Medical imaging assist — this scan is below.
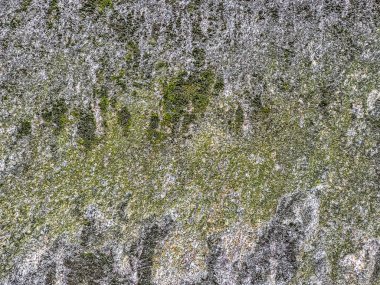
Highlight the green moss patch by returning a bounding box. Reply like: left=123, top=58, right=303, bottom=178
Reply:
left=17, top=120, right=32, bottom=138
left=125, top=41, right=140, bottom=69
left=154, top=69, right=223, bottom=140
left=230, top=103, right=244, bottom=134
left=192, top=47, right=206, bottom=68
left=47, top=0, right=60, bottom=29
left=42, top=98, right=68, bottom=133
left=77, top=108, right=97, bottom=149
left=117, top=106, right=132, bottom=136
left=80, top=0, right=113, bottom=14
left=95, top=86, right=109, bottom=115
left=20, top=0, right=32, bottom=12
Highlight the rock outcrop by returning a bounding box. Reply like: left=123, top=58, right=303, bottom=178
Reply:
left=1, top=0, right=379, bottom=284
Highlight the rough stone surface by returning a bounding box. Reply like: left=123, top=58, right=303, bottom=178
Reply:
left=1, top=0, right=379, bottom=284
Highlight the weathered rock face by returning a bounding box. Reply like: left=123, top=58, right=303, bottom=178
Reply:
left=1, top=0, right=379, bottom=284
left=338, top=239, right=380, bottom=285
left=195, top=191, right=320, bottom=285
left=3, top=192, right=320, bottom=285
left=4, top=209, right=174, bottom=285
left=242, top=192, right=319, bottom=285
left=6, top=190, right=379, bottom=285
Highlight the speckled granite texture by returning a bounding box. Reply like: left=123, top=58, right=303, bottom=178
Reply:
left=0, top=0, right=379, bottom=284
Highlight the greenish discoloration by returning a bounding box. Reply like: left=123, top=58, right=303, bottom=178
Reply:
left=231, top=103, right=244, bottom=133
left=65, top=251, right=114, bottom=284
left=1, top=88, right=375, bottom=278
left=1, top=47, right=378, bottom=282
left=111, top=69, right=127, bottom=90
left=157, top=69, right=221, bottom=138
left=97, top=0, right=112, bottom=13
left=290, top=248, right=317, bottom=284
left=192, top=20, right=204, bottom=41
left=154, top=61, right=168, bottom=71
left=95, top=86, right=109, bottom=115
left=47, top=0, right=60, bottom=29
left=99, top=95, right=109, bottom=115
left=192, top=47, right=206, bottom=68
left=149, top=22, right=160, bottom=45
left=17, top=120, right=32, bottom=138
left=188, top=0, right=202, bottom=13
left=328, top=230, right=359, bottom=282
left=81, top=0, right=113, bottom=14
left=41, top=98, right=68, bottom=133
left=1, top=0, right=380, bottom=283
left=80, top=0, right=113, bottom=14
left=77, top=108, right=97, bottom=149
left=117, top=106, right=132, bottom=135
left=20, top=0, right=32, bottom=12
left=95, top=86, right=110, bottom=129
left=10, top=16, right=21, bottom=29
left=147, top=113, right=164, bottom=143
left=125, top=41, right=140, bottom=67
left=213, top=76, right=224, bottom=96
